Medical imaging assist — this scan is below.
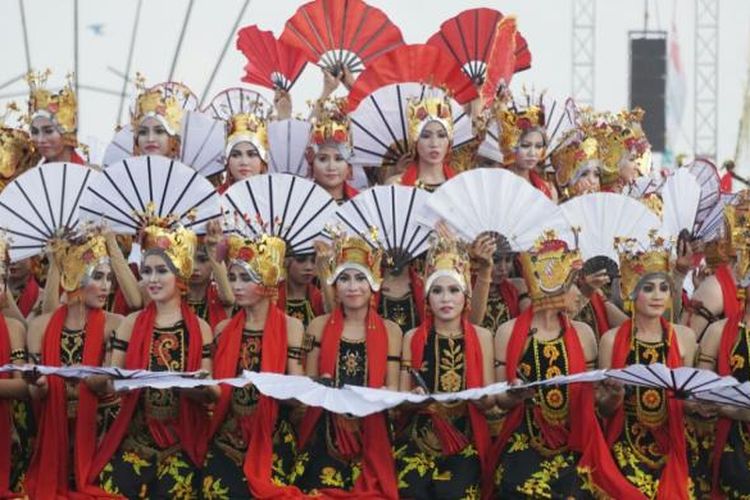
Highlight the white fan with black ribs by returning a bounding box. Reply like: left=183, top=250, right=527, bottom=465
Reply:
left=561, top=193, right=661, bottom=276
left=606, top=363, right=736, bottom=399
left=0, top=163, right=93, bottom=261
left=348, top=83, right=473, bottom=167
left=417, top=168, right=571, bottom=250
left=332, top=186, right=432, bottom=272
left=102, top=125, right=134, bottom=167
left=661, top=168, right=701, bottom=238
left=79, top=155, right=222, bottom=235
left=692, top=380, right=750, bottom=409
left=686, top=159, right=721, bottom=235
left=222, top=174, right=337, bottom=255
left=696, top=192, right=738, bottom=242
left=267, top=119, right=312, bottom=175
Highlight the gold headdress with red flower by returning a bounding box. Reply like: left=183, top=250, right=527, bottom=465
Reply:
left=140, top=202, right=197, bottom=280
left=551, top=134, right=600, bottom=191
left=615, top=230, right=672, bottom=307
left=592, top=108, right=650, bottom=188
left=51, top=229, right=109, bottom=292
left=226, top=233, right=286, bottom=288
left=131, top=76, right=197, bottom=136
left=424, top=236, right=472, bottom=297
left=0, top=103, right=37, bottom=192
left=311, top=98, right=351, bottom=152
left=326, top=227, right=383, bottom=291
left=518, top=230, right=582, bottom=310
left=724, top=190, right=750, bottom=278
left=494, top=91, right=546, bottom=166
left=407, top=94, right=454, bottom=147
left=226, top=112, right=268, bottom=160
left=26, top=70, right=78, bottom=147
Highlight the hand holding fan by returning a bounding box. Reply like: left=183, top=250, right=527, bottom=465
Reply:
left=236, top=25, right=308, bottom=91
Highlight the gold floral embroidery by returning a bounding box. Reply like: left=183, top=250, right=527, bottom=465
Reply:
left=518, top=454, right=574, bottom=498
left=731, top=354, right=745, bottom=371
left=320, top=466, right=345, bottom=487
left=438, top=337, right=464, bottom=393
left=340, top=348, right=364, bottom=378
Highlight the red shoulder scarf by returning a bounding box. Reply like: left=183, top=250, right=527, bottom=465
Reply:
left=529, top=170, right=553, bottom=199
left=399, top=162, right=456, bottom=187
left=0, top=316, right=15, bottom=498
left=297, top=306, right=398, bottom=499
left=16, top=275, right=40, bottom=317
left=588, top=292, right=610, bottom=338
left=716, top=264, right=742, bottom=319
left=606, top=318, right=689, bottom=499
left=203, top=304, right=305, bottom=498
left=493, top=307, right=642, bottom=498
left=25, top=306, right=109, bottom=499
left=87, top=302, right=207, bottom=484
left=497, top=279, right=520, bottom=319
left=205, top=283, right=228, bottom=329
left=277, top=283, right=324, bottom=317
left=410, top=317, right=492, bottom=498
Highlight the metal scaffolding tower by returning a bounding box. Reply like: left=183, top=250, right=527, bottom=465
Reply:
left=571, top=0, right=596, bottom=106
left=694, top=0, right=719, bottom=160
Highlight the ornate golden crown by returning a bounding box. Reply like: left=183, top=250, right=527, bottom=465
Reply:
left=51, top=231, right=109, bottom=292
left=226, top=113, right=268, bottom=158
left=0, top=104, right=37, bottom=191
left=131, top=77, right=196, bottom=136
left=725, top=190, right=750, bottom=278
left=592, top=108, right=650, bottom=188
left=139, top=202, right=197, bottom=280
left=26, top=70, right=78, bottom=147
left=407, top=95, right=454, bottom=147
left=615, top=231, right=672, bottom=306
left=311, top=98, right=351, bottom=148
left=518, top=230, right=582, bottom=310
left=226, top=233, right=286, bottom=288
left=494, top=92, right=546, bottom=166
left=551, top=135, right=599, bottom=189
left=424, top=236, right=472, bottom=296
left=327, top=232, right=383, bottom=291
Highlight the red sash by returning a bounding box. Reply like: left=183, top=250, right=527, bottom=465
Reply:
left=716, top=264, right=742, bottom=319
left=277, top=283, right=324, bottom=317
left=342, top=182, right=359, bottom=200
left=297, top=307, right=398, bottom=499
left=529, top=170, right=553, bottom=199
left=87, top=302, right=207, bottom=484
left=16, top=276, right=39, bottom=317
left=493, top=307, right=642, bottom=498
left=399, top=162, right=455, bottom=187
left=588, top=293, right=610, bottom=338
left=70, top=151, right=86, bottom=165
left=25, top=306, right=108, bottom=499
left=498, top=279, right=520, bottom=319
left=410, top=317, right=492, bottom=498
left=205, top=283, right=228, bottom=330
left=0, top=316, right=15, bottom=498
left=606, top=319, right=689, bottom=499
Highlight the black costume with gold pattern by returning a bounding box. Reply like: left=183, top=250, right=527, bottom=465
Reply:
left=378, top=291, right=419, bottom=334
left=98, top=321, right=201, bottom=498
left=496, top=333, right=596, bottom=499
left=482, top=294, right=512, bottom=334
left=285, top=298, right=317, bottom=328
left=201, top=328, right=297, bottom=498
left=292, top=338, right=366, bottom=492
left=395, top=331, right=481, bottom=499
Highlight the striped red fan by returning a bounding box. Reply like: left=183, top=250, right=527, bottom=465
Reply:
left=280, top=0, right=404, bottom=76
left=236, top=25, right=308, bottom=91
left=346, top=44, right=477, bottom=111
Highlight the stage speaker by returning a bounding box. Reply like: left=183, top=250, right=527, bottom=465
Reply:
left=629, top=33, right=666, bottom=152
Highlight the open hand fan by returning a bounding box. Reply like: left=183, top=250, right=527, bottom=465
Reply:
left=606, top=363, right=735, bottom=398
left=346, top=44, right=477, bottom=111
left=102, top=125, right=133, bottom=167
left=426, top=8, right=530, bottom=97
left=417, top=168, right=571, bottom=250
left=696, top=192, right=737, bottom=241
left=267, top=119, right=313, bottom=175
left=222, top=174, right=336, bottom=255
left=180, top=111, right=225, bottom=177
left=661, top=168, right=701, bottom=237
left=692, top=381, right=750, bottom=409
left=685, top=159, right=721, bottom=234
left=280, top=0, right=404, bottom=76
left=561, top=193, right=661, bottom=262
left=236, top=25, right=308, bottom=92
left=348, top=83, right=473, bottom=167
left=205, top=87, right=271, bottom=123
left=332, top=185, right=432, bottom=272
left=0, top=163, right=93, bottom=261
left=79, top=155, right=222, bottom=235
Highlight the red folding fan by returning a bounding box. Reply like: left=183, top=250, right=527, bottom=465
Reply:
left=236, top=25, right=308, bottom=91
left=280, top=0, right=405, bottom=76
left=346, top=44, right=478, bottom=111
left=427, top=8, right=531, bottom=89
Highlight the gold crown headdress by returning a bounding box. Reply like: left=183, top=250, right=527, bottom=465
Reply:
left=592, top=108, right=650, bottom=188
left=551, top=134, right=600, bottom=191
left=139, top=202, right=197, bottom=280
left=130, top=76, right=197, bottom=136
left=423, top=236, right=472, bottom=297
left=326, top=226, right=384, bottom=291
left=407, top=93, right=454, bottom=147
left=724, top=190, right=750, bottom=278
left=226, top=112, right=269, bottom=160
left=0, top=103, right=37, bottom=192
left=311, top=98, right=352, bottom=154
left=226, top=232, right=286, bottom=289
left=494, top=90, right=546, bottom=166
left=51, top=228, right=109, bottom=292
left=518, top=230, right=582, bottom=310
left=615, top=230, right=673, bottom=308
left=26, top=70, right=78, bottom=147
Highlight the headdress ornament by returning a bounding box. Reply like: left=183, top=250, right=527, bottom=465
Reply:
left=326, top=226, right=383, bottom=291
left=140, top=202, right=197, bottom=281
left=0, top=103, right=37, bottom=191
left=592, top=108, right=651, bottom=188
left=494, top=90, right=546, bottom=166
left=615, top=229, right=673, bottom=309
left=406, top=93, right=454, bottom=147
left=26, top=70, right=78, bottom=147
left=206, top=88, right=272, bottom=160
left=226, top=232, right=286, bottom=289
left=551, top=133, right=600, bottom=190
left=311, top=98, right=352, bottom=157
left=723, top=190, right=750, bottom=278
left=131, top=76, right=198, bottom=136
left=51, top=226, right=109, bottom=292
left=424, top=236, right=472, bottom=297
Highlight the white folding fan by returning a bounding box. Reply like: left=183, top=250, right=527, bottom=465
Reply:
left=205, top=87, right=271, bottom=125
left=222, top=173, right=337, bottom=255
left=79, top=155, right=222, bottom=235
left=267, top=118, right=312, bottom=176
left=686, top=159, right=721, bottom=235
left=416, top=168, right=571, bottom=250
left=102, top=125, right=133, bottom=167
left=696, top=192, right=738, bottom=242
left=0, top=163, right=94, bottom=261
left=332, top=185, right=433, bottom=272
left=661, top=168, right=701, bottom=238
left=693, top=381, right=750, bottom=409
left=348, top=83, right=473, bottom=167
left=606, top=363, right=736, bottom=399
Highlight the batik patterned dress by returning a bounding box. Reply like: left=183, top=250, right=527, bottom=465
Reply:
left=379, top=292, right=419, bottom=334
